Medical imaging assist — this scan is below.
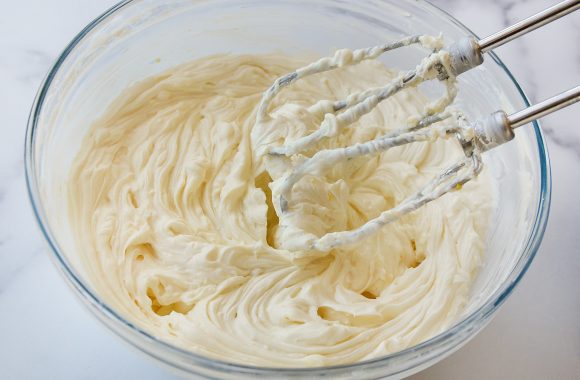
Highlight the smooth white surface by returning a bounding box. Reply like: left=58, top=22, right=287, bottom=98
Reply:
left=0, top=0, right=578, bottom=378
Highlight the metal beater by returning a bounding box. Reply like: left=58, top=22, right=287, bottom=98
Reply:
left=257, top=0, right=580, bottom=252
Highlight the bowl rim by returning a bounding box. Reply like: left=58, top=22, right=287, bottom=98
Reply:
left=24, top=0, right=551, bottom=376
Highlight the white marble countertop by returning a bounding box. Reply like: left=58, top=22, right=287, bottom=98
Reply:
left=0, top=0, right=578, bottom=378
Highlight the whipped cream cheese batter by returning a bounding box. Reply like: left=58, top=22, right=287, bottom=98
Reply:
left=68, top=53, right=492, bottom=367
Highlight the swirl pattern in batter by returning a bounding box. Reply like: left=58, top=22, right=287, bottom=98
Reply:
left=68, top=53, right=492, bottom=367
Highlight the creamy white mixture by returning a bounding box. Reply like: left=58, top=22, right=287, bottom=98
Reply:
left=69, top=53, right=492, bottom=367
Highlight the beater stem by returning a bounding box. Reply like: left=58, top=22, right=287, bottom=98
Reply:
left=508, top=85, right=580, bottom=128
left=478, top=0, right=579, bottom=53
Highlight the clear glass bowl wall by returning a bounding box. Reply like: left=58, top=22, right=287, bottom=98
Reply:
left=26, top=0, right=550, bottom=379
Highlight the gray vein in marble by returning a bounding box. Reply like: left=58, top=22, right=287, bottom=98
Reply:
left=17, top=49, right=53, bottom=84
left=497, top=0, right=518, bottom=27
left=541, top=126, right=580, bottom=161
left=0, top=48, right=53, bottom=85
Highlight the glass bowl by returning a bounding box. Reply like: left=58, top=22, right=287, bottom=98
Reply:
left=25, top=0, right=551, bottom=378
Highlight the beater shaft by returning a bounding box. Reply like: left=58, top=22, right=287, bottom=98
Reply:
left=508, top=85, right=580, bottom=128
left=478, top=0, right=579, bottom=53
